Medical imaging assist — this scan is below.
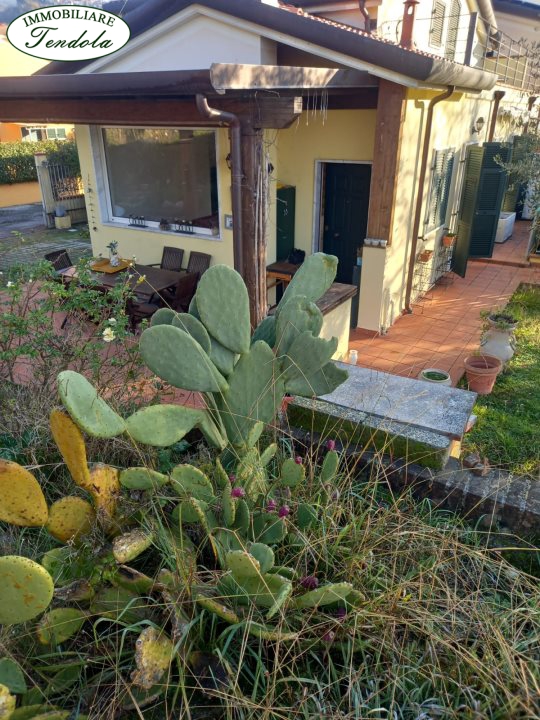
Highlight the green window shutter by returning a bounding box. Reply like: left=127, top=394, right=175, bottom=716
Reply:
left=445, top=0, right=460, bottom=59
left=502, top=135, right=526, bottom=212
left=425, top=148, right=455, bottom=232
left=430, top=0, right=446, bottom=47
left=454, top=145, right=484, bottom=277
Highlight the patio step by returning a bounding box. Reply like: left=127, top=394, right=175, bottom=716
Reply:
left=287, top=363, right=477, bottom=470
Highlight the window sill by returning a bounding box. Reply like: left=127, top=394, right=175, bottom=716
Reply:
left=101, top=221, right=223, bottom=242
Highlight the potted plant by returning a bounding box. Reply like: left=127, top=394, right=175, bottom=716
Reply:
left=480, top=309, right=518, bottom=362
left=463, top=353, right=503, bottom=395
left=418, top=249, right=433, bottom=262
left=442, top=231, right=457, bottom=247
left=417, top=368, right=452, bottom=386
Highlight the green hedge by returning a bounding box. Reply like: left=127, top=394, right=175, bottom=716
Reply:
left=0, top=140, right=81, bottom=185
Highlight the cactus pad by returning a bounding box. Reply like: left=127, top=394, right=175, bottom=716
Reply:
left=208, top=337, right=237, bottom=376
left=294, top=582, right=353, bottom=609
left=113, top=529, right=153, bottom=564
left=90, top=587, right=145, bottom=624
left=196, top=265, right=251, bottom=354
left=226, top=550, right=261, bottom=579
left=0, top=460, right=48, bottom=527
left=36, top=607, right=87, bottom=645
left=282, top=332, right=338, bottom=387
left=126, top=404, right=202, bottom=447
left=232, top=499, right=250, bottom=533
left=140, top=324, right=228, bottom=392
left=266, top=579, right=293, bottom=620
left=88, top=464, right=120, bottom=518
left=249, top=543, right=274, bottom=574
left=0, top=556, right=54, bottom=625
left=283, top=361, right=348, bottom=397
left=275, top=295, right=323, bottom=355
left=279, top=252, right=337, bottom=308
left=222, top=483, right=236, bottom=527
left=57, top=371, right=126, bottom=438
left=253, top=514, right=287, bottom=545
left=251, top=315, right=276, bottom=348
left=131, top=627, right=174, bottom=691
left=259, top=443, right=278, bottom=467
left=280, top=458, right=305, bottom=487
left=150, top=307, right=176, bottom=326
left=0, top=684, right=16, bottom=718
left=245, top=621, right=298, bottom=642
left=195, top=595, right=240, bottom=624
left=49, top=409, right=92, bottom=490
left=172, top=312, right=211, bottom=354
left=171, top=465, right=215, bottom=503
left=120, top=467, right=169, bottom=490
left=228, top=573, right=292, bottom=608
left=321, top=450, right=340, bottom=483
left=297, top=503, right=318, bottom=530
left=46, top=497, right=95, bottom=543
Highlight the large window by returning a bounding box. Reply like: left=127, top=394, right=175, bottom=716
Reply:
left=101, top=127, right=219, bottom=235
left=425, top=148, right=455, bottom=232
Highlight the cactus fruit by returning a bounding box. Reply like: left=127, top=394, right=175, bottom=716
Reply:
left=0, top=684, right=16, bottom=718
left=36, top=608, right=87, bottom=645
left=293, top=582, right=353, bottom=609
left=46, top=497, right=95, bottom=543
left=0, top=460, right=48, bottom=527
left=321, top=449, right=340, bottom=483
left=0, top=556, right=54, bottom=625
left=279, top=252, right=338, bottom=309
left=131, top=627, right=174, bottom=691
left=113, top=529, right=154, bottom=564
left=249, top=543, right=274, bottom=574
left=195, top=595, right=240, bottom=624
left=57, top=371, right=126, bottom=438
left=119, top=467, right=169, bottom=490
left=140, top=324, right=228, bottom=393
left=171, top=312, right=211, bottom=354
left=170, top=465, right=215, bottom=504
left=87, top=464, right=120, bottom=519
left=49, top=409, right=92, bottom=490
left=125, top=404, right=202, bottom=448
left=195, top=265, right=251, bottom=354
left=280, top=458, right=305, bottom=488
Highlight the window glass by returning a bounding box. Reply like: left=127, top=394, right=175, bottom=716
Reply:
left=102, top=128, right=219, bottom=232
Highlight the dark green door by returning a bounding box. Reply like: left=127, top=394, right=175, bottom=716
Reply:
left=322, top=163, right=371, bottom=284
left=276, top=185, right=296, bottom=260
left=454, top=145, right=484, bottom=277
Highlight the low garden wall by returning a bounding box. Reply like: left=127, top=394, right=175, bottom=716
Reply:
left=0, top=181, right=41, bottom=208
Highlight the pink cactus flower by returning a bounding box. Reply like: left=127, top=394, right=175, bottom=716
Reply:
left=326, top=439, right=336, bottom=451
left=278, top=505, right=290, bottom=518
left=228, top=474, right=236, bottom=484
left=231, top=487, right=245, bottom=499
left=294, top=456, right=303, bottom=465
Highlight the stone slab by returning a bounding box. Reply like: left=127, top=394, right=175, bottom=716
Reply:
left=321, top=363, right=477, bottom=440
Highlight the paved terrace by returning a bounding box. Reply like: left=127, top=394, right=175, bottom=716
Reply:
left=350, top=221, right=540, bottom=385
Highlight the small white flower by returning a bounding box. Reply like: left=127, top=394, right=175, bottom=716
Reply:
left=6, top=281, right=14, bottom=287
left=108, top=318, right=117, bottom=326
left=102, top=327, right=116, bottom=343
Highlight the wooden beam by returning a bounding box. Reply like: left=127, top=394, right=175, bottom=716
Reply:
left=366, top=80, right=406, bottom=244
left=0, top=96, right=302, bottom=129
left=211, top=64, right=379, bottom=91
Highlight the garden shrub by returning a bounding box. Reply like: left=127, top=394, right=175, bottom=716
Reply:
left=0, top=139, right=80, bottom=185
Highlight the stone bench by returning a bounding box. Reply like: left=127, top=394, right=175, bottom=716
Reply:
left=287, top=363, right=477, bottom=470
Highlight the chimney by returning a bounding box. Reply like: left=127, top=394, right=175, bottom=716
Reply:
left=400, top=0, right=419, bottom=50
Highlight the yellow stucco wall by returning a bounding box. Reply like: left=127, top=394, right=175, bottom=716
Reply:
left=0, top=123, right=22, bottom=142
left=276, top=110, right=376, bottom=258
left=75, top=124, right=235, bottom=267
left=0, top=181, right=41, bottom=207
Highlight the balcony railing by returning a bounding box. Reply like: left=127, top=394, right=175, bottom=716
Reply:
left=376, top=13, right=540, bottom=92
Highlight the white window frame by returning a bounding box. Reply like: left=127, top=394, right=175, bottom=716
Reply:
left=95, top=125, right=222, bottom=239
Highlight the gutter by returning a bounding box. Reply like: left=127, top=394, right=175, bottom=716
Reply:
left=404, top=86, right=455, bottom=313
left=196, top=95, right=244, bottom=279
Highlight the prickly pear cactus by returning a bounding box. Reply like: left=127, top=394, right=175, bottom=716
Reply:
left=0, top=556, right=54, bottom=625
left=36, top=607, right=88, bottom=645
left=0, top=460, right=48, bottom=527
left=131, top=627, right=174, bottom=691
left=46, top=496, right=95, bottom=543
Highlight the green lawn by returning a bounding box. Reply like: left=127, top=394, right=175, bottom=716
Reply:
left=463, top=284, right=540, bottom=476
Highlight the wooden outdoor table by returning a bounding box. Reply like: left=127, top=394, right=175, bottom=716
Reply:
left=266, top=261, right=301, bottom=290
left=60, top=263, right=181, bottom=301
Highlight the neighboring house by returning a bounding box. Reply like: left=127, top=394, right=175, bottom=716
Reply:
left=493, top=0, right=540, bottom=45
left=0, top=0, right=535, bottom=331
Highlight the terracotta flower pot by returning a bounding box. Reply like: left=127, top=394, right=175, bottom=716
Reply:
left=418, top=250, right=433, bottom=262
left=463, top=353, right=503, bottom=395
left=442, top=234, right=456, bottom=247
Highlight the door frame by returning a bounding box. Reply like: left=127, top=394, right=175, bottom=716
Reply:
left=312, top=160, right=373, bottom=254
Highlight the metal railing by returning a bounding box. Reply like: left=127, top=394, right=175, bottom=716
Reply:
left=376, top=12, right=540, bottom=92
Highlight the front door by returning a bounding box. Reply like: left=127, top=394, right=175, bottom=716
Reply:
left=321, top=162, right=371, bottom=284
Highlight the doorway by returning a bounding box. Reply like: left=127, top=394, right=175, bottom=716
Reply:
left=317, top=162, right=371, bottom=284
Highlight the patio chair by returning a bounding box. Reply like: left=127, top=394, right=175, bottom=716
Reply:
left=44, top=249, right=72, bottom=272
left=148, top=246, right=185, bottom=272
left=160, top=272, right=198, bottom=312
left=126, top=297, right=161, bottom=332
left=185, top=251, right=211, bottom=279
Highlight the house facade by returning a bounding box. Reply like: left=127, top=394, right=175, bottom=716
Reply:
left=0, top=0, right=535, bottom=330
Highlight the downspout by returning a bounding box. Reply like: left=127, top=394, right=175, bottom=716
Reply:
left=358, top=0, right=371, bottom=33
left=196, top=94, right=244, bottom=277
left=404, top=86, right=455, bottom=313
left=488, top=90, right=505, bottom=141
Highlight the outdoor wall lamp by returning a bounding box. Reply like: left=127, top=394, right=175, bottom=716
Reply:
left=472, top=116, right=486, bottom=134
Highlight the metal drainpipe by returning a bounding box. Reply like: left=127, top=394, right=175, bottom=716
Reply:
left=196, top=94, right=244, bottom=277
left=404, top=86, right=455, bottom=313
left=358, top=0, right=370, bottom=32
left=488, top=90, right=505, bottom=141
